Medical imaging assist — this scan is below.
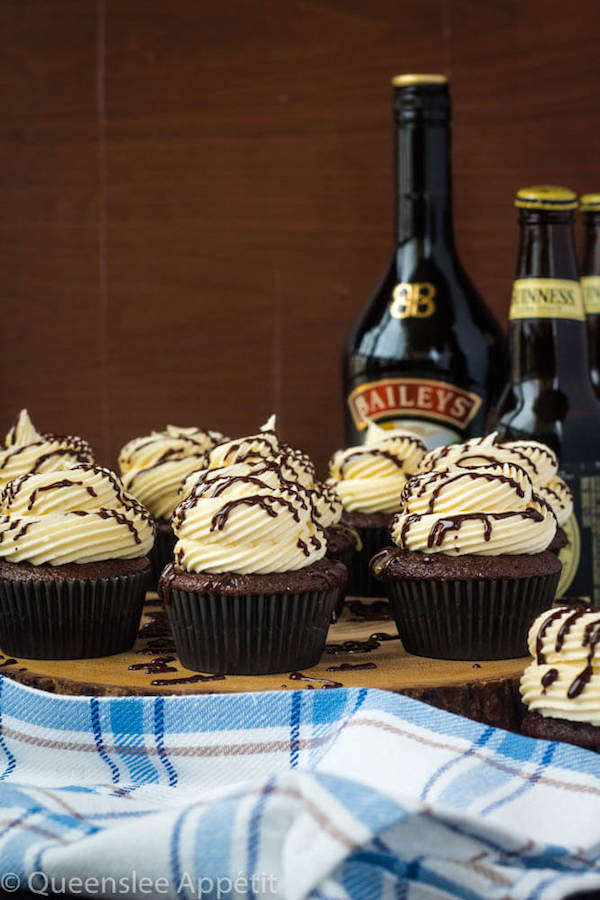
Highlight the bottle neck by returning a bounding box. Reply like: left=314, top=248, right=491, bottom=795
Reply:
left=394, top=119, right=454, bottom=254
left=516, top=213, right=579, bottom=280
left=582, top=212, right=600, bottom=278
left=510, top=211, right=591, bottom=387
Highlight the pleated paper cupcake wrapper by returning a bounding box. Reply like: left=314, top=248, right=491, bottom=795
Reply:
left=149, top=526, right=177, bottom=586
left=326, top=546, right=355, bottom=621
left=0, top=570, right=150, bottom=659
left=384, top=571, right=561, bottom=660
left=167, top=588, right=339, bottom=675
left=347, top=525, right=392, bottom=599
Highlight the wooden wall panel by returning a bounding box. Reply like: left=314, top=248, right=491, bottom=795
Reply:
left=1, top=0, right=600, bottom=473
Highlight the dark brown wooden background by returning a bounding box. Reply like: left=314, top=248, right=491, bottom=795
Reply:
left=2, top=0, right=600, bottom=473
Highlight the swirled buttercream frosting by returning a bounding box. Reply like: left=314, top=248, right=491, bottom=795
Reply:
left=0, top=465, right=154, bottom=565
left=119, top=424, right=225, bottom=520
left=520, top=605, right=600, bottom=725
left=0, top=410, right=94, bottom=491
left=328, top=424, right=426, bottom=514
left=171, top=461, right=326, bottom=575
left=391, top=462, right=557, bottom=555
left=419, top=432, right=572, bottom=530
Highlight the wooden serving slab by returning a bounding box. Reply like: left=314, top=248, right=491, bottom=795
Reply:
left=0, top=596, right=527, bottom=732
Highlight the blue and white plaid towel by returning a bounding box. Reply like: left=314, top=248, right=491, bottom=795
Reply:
left=0, top=676, right=599, bottom=900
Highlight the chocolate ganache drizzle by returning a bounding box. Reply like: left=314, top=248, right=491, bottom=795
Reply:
left=0, top=464, right=154, bottom=564
left=521, top=605, right=600, bottom=724
left=328, top=421, right=426, bottom=514
left=419, top=432, right=573, bottom=527
left=169, top=445, right=326, bottom=575
left=0, top=409, right=94, bottom=491
left=118, top=424, right=226, bottom=520
left=389, top=461, right=556, bottom=555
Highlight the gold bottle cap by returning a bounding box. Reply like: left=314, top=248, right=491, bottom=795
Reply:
left=580, top=193, right=600, bottom=211
left=391, top=74, right=448, bottom=87
left=515, top=186, right=577, bottom=210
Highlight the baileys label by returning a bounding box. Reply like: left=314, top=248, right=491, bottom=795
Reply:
left=347, top=377, right=482, bottom=438
left=509, top=278, right=585, bottom=321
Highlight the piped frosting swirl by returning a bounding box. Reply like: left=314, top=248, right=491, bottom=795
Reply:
left=0, top=465, right=154, bottom=565
left=520, top=605, right=600, bottom=725
left=0, top=410, right=94, bottom=491
left=328, top=423, right=426, bottom=514
left=171, top=460, right=326, bottom=574
left=419, top=432, right=572, bottom=530
left=391, top=462, right=557, bottom=555
left=119, top=424, right=225, bottom=520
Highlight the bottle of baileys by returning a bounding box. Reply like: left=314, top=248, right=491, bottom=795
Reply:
left=343, top=75, right=506, bottom=449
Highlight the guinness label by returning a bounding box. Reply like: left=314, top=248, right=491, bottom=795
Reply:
left=509, top=278, right=585, bottom=321
left=347, top=377, right=482, bottom=439
left=581, top=276, right=600, bottom=315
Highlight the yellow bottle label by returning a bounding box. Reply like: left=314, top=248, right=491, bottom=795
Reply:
left=581, top=276, right=600, bottom=315
left=509, top=278, right=585, bottom=321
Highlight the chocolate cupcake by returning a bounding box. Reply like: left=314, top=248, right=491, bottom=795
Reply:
left=119, top=424, right=225, bottom=583
left=159, top=461, right=347, bottom=675
left=328, top=422, right=426, bottom=597
left=0, top=409, right=94, bottom=491
left=0, top=465, right=154, bottom=658
left=521, top=605, right=600, bottom=751
left=371, top=460, right=562, bottom=659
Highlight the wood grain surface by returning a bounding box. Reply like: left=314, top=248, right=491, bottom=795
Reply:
left=0, top=596, right=527, bottom=732
left=1, top=0, right=600, bottom=471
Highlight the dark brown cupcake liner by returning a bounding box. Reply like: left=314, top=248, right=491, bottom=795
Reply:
left=383, top=572, right=561, bottom=660
left=0, top=569, right=150, bottom=659
left=167, top=588, right=339, bottom=675
left=329, top=545, right=355, bottom=620
left=347, top=525, right=391, bottom=599
left=149, top=522, right=177, bottom=586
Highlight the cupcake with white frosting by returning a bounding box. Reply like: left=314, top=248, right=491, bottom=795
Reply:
left=370, top=460, right=562, bottom=659
left=0, top=465, right=154, bottom=658
left=185, top=417, right=359, bottom=615
left=119, top=424, right=226, bottom=581
left=328, top=421, right=426, bottom=597
left=520, top=604, right=600, bottom=751
left=159, top=459, right=347, bottom=675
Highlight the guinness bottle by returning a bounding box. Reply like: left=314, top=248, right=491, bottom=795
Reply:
left=494, top=185, right=600, bottom=604
left=343, top=74, right=506, bottom=448
left=580, top=193, right=600, bottom=394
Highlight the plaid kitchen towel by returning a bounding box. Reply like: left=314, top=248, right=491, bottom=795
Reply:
left=0, top=678, right=599, bottom=899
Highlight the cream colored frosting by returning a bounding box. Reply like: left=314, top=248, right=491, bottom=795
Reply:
left=312, top=481, right=343, bottom=528
left=520, top=606, right=600, bottom=725
left=0, top=410, right=94, bottom=491
left=419, top=432, right=554, bottom=484
left=207, top=415, right=280, bottom=472
left=328, top=426, right=426, bottom=514
left=538, top=475, right=573, bottom=527
left=391, top=462, right=557, bottom=555
left=119, top=424, right=225, bottom=520
left=419, top=432, right=571, bottom=536
left=172, top=461, right=326, bottom=574
left=0, top=465, right=154, bottom=565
